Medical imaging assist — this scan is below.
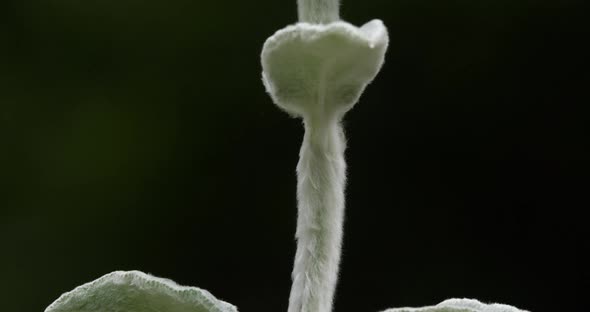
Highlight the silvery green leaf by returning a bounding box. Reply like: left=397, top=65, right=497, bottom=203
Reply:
left=261, top=19, right=388, bottom=119
left=382, top=298, right=529, bottom=312
left=45, top=271, right=237, bottom=312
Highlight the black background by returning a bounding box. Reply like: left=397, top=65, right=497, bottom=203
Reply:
left=1, top=1, right=587, bottom=311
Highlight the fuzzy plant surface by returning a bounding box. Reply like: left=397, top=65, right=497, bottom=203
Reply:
left=45, top=271, right=236, bottom=312
left=44, top=1, right=529, bottom=312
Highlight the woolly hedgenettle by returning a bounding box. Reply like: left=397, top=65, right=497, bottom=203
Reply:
left=44, top=1, right=528, bottom=312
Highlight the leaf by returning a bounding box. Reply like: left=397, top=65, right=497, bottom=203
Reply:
left=261, top=20, right=389, bottom=119
left=382, top=298, right=529, bottom=312
left=45, top=271, right=238, bottom=312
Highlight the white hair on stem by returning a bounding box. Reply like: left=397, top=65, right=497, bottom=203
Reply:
left=261, top=3, right=389, bottom=312
left=288, top=115, right=347, bottom=312
left=298, top=0, right=340, bottom=24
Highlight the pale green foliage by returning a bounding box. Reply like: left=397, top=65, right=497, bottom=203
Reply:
left=45, top=271, right=236, bottom=312
left=262, top=18, right=388, bottom=312
left=43, top=1, right=529, bottom=312
left=262, top=20, right=388, bottom=121
left=383, top=299, right=529, bottom=312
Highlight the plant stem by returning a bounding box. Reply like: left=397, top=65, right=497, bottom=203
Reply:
left=297, top=0, right=340, bottom=24
left=288, top=116, right=347, bottom=312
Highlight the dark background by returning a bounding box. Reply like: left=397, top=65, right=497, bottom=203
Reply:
left=1, top=0, right=587, bottom=311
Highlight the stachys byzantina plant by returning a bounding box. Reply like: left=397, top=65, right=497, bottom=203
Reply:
left=45, top=1, right=529, bottom=312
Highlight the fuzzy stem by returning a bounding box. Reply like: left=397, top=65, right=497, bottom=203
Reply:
left=288, top=116, right=347, bottom=312
left=297, top=0, right=340, bottom=24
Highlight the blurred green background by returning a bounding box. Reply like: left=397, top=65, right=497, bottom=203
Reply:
left=1, top=0, right=587, bottom=311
